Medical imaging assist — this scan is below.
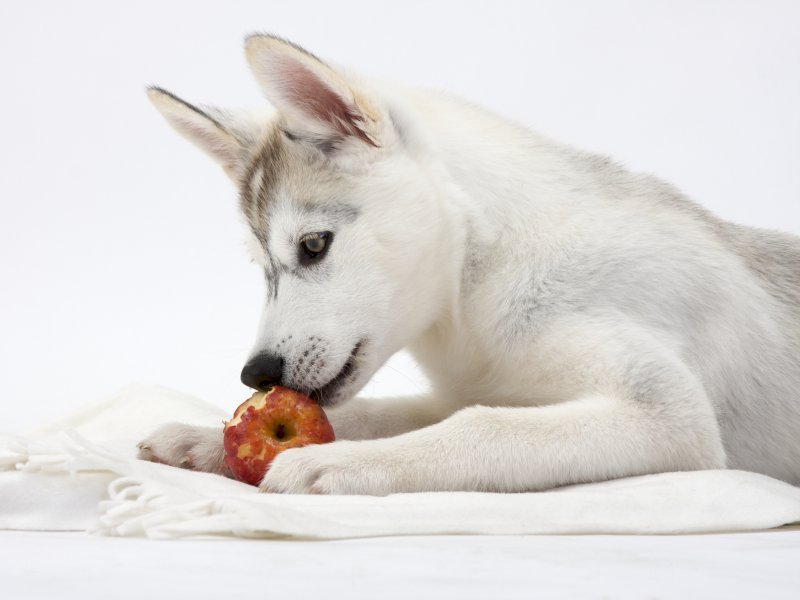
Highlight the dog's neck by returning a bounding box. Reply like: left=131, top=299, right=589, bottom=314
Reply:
left=397, top=87, right=578, bottom=392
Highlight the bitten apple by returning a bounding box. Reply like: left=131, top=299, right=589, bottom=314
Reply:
left=223, top=386, right=335, bottom=486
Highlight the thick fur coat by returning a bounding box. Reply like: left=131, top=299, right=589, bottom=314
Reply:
left=139, top=35, right=800, bottom=494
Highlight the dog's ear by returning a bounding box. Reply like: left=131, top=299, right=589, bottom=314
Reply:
left=147, top=87, right=261, bottom=182
left=245, top=34, right=384, bottom=151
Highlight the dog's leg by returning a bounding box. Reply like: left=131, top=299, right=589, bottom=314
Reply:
left=325, top=394, right=453, bottom=440
left=260, top=316, right=728, bottom=494
left=137, top=394, right=448, bottom=474
left=137, top=424, right=229, bottom=475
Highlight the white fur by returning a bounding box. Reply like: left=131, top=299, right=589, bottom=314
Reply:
left=140, top=35, right=800, bottom=494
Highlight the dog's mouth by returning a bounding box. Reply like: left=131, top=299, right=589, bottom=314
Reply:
left=309, top=340, right=363, bottom=406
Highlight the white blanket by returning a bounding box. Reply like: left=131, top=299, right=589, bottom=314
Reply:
left=1, top=384, right=799, bottom=539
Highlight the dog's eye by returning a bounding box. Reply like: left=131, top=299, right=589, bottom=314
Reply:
left=299, top=232, right=332, bottom=264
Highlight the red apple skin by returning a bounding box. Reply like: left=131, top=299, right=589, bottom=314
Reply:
left=223, top=387, right=335, bottom=486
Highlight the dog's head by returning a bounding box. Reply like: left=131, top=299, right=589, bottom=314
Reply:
left=149, top=35, right=450, bottom=405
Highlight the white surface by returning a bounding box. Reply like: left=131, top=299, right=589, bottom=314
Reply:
left=2, top=529, right=800, bottom=600
left=1, top=1, right=799, bottom=432
left=4, top=385, right=799, bottom=539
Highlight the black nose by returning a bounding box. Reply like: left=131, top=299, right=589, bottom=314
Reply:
left=240, top=352, right=284, bottom=391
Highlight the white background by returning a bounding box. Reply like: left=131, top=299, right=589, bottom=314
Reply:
left=1, top=0, right=798, bottom=433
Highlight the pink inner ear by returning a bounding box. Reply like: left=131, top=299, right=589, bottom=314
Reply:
left=276, top=58, right=377, bottom=147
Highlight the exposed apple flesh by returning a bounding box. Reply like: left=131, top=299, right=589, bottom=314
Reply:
left=223, top=387, right=335, bottom=486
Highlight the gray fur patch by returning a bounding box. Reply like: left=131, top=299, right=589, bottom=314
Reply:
left=460, top=223, right=499, bottom=296
left=264, top=256, right=288, bottom=300
left=239, top=126, right=287, bottom=244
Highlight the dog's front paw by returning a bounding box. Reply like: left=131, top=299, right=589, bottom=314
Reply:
left=260, top=440, right=403, bottom=495
left=137, top=423, right=229, bottom=476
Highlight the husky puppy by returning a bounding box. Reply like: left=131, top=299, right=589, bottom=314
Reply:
left=139, top=35, right=800, bottom=494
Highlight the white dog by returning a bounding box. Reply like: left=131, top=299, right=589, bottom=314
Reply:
left=139, top=35, right=800, bottom=494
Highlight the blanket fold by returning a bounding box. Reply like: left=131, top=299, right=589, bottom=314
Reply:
left=2, top=384, right=799, bottom=539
